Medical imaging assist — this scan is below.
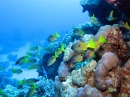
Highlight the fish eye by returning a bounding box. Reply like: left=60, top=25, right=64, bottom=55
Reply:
left=78, top=45, right=80, bottom=47
left=81, top=54, right=83, bottom=56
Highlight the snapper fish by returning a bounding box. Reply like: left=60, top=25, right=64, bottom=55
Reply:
left=15, top=56, right=37, bottom=65
left=55, top=44, right=65, bottom=55
left=107, top=10, right=117, bottom=21
left=90, top=14, right=100, bottom=25
left=29, top=46, right=39, bottom=51
left=73, top=28, right=85, bottom=36
left=26, top=52, right=36, bottom=58
left=119, top=21, right=130, bottom=30
left=27, top=82, right=37, bottom=97
left=28, top=64, right=41, bottom=70
left=94, top=35, right=106, bottom=49
left=68, top=53, right=84, bottom=64
left=71, top=38, right=96, bottom=52
left=11, top=67, right=22, bottom=74
left=47, top=52, right=59, bottom=66
left=47, top=32, right=60, bottom=42
left=15, top=56, right=29, bottom=65
left=18, top=78, right=38, bottom=87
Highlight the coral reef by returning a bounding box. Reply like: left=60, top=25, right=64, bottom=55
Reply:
left=3, top=76, right=55, bottom=97
left=55, top=24, right=130, bottom=96
left=3, top=0, right=130, bottom=96
left=100, top=27, right=127, bottom=60
left=54, top=60, right=99, bottom=97
left=94, top=52, right=120, bottom=92
left=119, top=58, right=130, bottom=97
left=77, top=84, right=102, bottom=97
left=63, top=42, right=74, bottom=62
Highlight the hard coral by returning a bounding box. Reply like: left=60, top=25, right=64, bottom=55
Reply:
left=84, top=25, right=112, bottom=59
left=77, top=84, right=102, bottom=97
left=100, top=27, right=127, bottom=60
left=72, top=60, right=97, bottom=87
left=63, top=42, right=74, bottom=62
left=55, top=60, right=98, bottom=97
left=94, top=52, right=120, bottom=92
left=119, top=58, right=130, bottom=97
left=58, top=62, right=69, bottom=81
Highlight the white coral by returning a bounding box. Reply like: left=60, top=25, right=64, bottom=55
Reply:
left=63, top=42, right=74, bottom=62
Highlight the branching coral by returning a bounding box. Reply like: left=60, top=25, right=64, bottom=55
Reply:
left=94, top=52, right=120, bottom=91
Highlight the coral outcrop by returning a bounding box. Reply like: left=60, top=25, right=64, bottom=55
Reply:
left=119, top=58, right=130, bottom=97
left=94, top=52, right=120, bottom=92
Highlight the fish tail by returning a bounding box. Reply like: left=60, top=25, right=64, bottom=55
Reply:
left=125, top=22, right=130, bottom=30
left=55, top=32, right=60, bottom=37
left=87, top=38, right=96, bottom=49
left=110, top=10, right=113, bottom=17
left=61, top=44, right=65, bottom=51
left=54, top=51, right=59, bottom=58
left=98, top=35, right=106, bottom=43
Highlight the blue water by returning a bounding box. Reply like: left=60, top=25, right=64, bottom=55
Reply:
left=0, top=0, right=90, bottom=89
left=0, top=0, right=89, bottom=54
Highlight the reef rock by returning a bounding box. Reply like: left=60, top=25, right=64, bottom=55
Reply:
left=72, top=60, right=97, bottom=87
left=94, top=52, right=121, bottom=96
left=119, top=58, right=130, bottom=97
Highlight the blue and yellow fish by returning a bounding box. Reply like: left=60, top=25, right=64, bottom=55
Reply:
left=107, top=10, right=117, bottom=21
left=90, top=14, right=100, bottom=25
left=47, top=32, right=60, bottom=42
left=71, top=38, right=96, bottom=52
left=47, top=51, right=59, bottom=66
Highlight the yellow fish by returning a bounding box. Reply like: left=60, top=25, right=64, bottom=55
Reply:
left=119, top=21, right=130, bottom=30
left=68, top=53, right=84, bottom=64
left=26, top=52, right=36, bottom=57
left=107, top=10, right=117, bottom=21
left=28, top=59, right=37, bottom=64
left=73, top=28, right=85, bottom=36
left=27, top=82, right=37, bottom=97
left=71, top=38, right=96, bottom=52
left=29, top=46, right=38, bottom=51
left=55, top=44, right=65, bottom=55
left=18, top=78, right=38, bottom=87
left=15, top=56, right=29, bottom=65
left=47, top=32, right=60, bottom=42
left=12, top=67, right=22, bottom=74
left=47, top=52, right=59, bottom=66
left=28, top=64, right=41, bottom=70
left=94, top=35, right=106, bottom=48
left=90, top=14, right=100, bottom=25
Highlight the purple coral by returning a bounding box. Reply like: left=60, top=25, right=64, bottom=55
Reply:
left=58, top=62, right=69, bottom=80
left=94, top=52, right=120, bottom=91
left=77, top=84, right=101, bottom=97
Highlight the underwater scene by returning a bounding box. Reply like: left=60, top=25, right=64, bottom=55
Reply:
left=0, top=0, right=130, bottom=97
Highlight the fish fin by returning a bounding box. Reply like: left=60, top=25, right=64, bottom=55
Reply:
left=61, top=44, right=65, bottom=51
left=55, top=32, right=60, bottom=37
left=110, top=10, right=113, bottom=17
left=125, top=22, right=130, bottom=30
left=92, top=14, right=95, bottom=18
left=87, top=38, right=96, bottom=49
left=54, top=51, right=59, bottom=58
left=99, top=35, right=106, bottom=43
